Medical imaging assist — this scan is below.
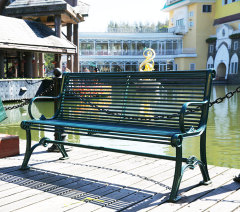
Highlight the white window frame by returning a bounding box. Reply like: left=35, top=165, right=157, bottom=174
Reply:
left=190, top=63, right=196, bottom=70
left=234, top=41, right=238, bottom=50
left=189, top=11, right=194, bottom=17
left=209, top=45, right=214, bottom=53
left=176, top=19, right=184, bottom=27
left=189, top=21, right=194, bottom=28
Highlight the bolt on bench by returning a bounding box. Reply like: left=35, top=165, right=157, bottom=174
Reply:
left=20, top=70, right=215, bottom=202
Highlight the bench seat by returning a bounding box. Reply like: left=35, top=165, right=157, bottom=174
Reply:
left=22, top=119, right=183, bottom=142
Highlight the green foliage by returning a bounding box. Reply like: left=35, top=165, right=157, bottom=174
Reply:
left=44, top=53, right=54, bottom=73
left=206, top=37, right=217, bottom=43
left=107, top=21, right=169, bottom=33
left=229, top=33, right=240, bottom=39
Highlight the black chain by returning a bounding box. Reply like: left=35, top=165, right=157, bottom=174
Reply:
left=4, top=83, right=55, bottom=111
left=4, top=99, right=30, bottom=111
left=4, top=84, right=240, bottom=115
left=80, top=85, right=240, bottom=120
left=209, top=86, right=240, bottom=107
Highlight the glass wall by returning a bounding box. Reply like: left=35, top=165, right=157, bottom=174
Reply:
left=79, top=61, right=169, bottom=72
left=80, top=42, right=94, bottom=55
left=80, top=39, right=182, bottom=56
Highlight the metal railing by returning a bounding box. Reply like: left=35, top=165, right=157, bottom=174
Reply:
left=80, top=49, right=186, bottom=56
left=168, top=26, right=186, bottom=34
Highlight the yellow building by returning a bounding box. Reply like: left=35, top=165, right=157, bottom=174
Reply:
left=162, top=0, right=240, bottom=82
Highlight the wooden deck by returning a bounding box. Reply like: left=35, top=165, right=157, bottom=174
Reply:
left=0, top=137, right=240, bottom=212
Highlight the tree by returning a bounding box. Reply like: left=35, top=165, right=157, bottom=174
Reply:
left=107, top=21, right=169, bottom=33
left=44, top=53, right=54, bottom=74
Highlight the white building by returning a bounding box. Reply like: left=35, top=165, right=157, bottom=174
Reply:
left=79, top=32, right=196, bottom=72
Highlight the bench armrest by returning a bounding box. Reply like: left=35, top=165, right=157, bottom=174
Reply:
left=28, top=95, right=60, bottom=120
left=179, top=100, right=209, bottom=134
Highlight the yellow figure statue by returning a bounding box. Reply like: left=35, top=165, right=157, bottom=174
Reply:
left=139, top=48, right=156, bottom=72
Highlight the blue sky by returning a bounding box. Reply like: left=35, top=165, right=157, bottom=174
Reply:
left=79, top=0, right=168, bottom=32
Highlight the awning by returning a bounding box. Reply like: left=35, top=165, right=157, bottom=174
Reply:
left=0, top=15, right=76, bottom=54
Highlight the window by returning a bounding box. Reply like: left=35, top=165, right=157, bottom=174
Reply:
left=222, top=29, right=226, bottom=37
left=231, top=62, right=234, bottom=74
left=190, top=63, right=195, bottom=70
left=176, top=19, right=184, bottom=26
left=210, top=45, right=214, bottom=53
left=234, top=41, right=238, bottom=50
left=189, top=21, right=194, bottom=28
left=223, top=0, right=238, bottom=5
left=230, top=54, right=239, bottom=74
left=230, top=62, right=239, bottom=74
left=207, top=64, right=214, bottom=69
left=189, top=11, right=194, bottom=17
left=235, top=62, right=238, bottom=74
left=202, top=5, right=212, bottom=12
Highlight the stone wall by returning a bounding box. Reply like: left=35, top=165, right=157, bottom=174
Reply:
left=0, top=79, right=54, bottom=101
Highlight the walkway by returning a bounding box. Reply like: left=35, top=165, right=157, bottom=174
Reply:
left=0, top=137, right=240, bottom=211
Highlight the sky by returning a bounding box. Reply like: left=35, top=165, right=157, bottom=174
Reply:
left=79, top=0, right=168, bottom=32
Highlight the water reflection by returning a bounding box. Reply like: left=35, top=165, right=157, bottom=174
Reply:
left=0, top=85, right=239, bottom=169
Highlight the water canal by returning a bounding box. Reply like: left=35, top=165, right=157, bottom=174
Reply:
left=0, top=85, right=239, bottom=169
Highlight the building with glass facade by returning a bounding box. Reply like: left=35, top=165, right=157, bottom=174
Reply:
left=79, top=32, right=197, bottom=72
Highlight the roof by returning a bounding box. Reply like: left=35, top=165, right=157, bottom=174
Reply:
left=3, top=0, right=89, bottom=24
left=162, top=0, right=216, bottom=11
left=5, top=0, right=66, bottom=7
left=78, top=32, right=182, bottom=41
left=0, top=15, right=76, bottom=53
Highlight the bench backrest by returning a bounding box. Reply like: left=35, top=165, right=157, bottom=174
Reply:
left=57, top=70, right=214, bottom=131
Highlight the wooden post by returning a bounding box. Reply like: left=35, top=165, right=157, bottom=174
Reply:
left=54, top=15, right=62, bottom=70
left=33, top=53, right=38, bottom=78
left=73, top=23, right=79, bottom=73
left=0, top=51, right=4, bottom=78
left=67, top=23, right=73, bottom=72
left=25, top=52, right=33, bottom=78
left=39, top=53, right=44, bottom=77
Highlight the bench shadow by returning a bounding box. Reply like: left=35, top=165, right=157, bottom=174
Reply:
left=0, top=162, right=174, bottom=211
left=178, top=182, right=240, bottom=204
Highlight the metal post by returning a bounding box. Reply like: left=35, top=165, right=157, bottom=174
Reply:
left=67, top=23, right=73, bottom=72
left=0, top=51, right=4, bottom=78
left=73, top=23, right=79, bottom=72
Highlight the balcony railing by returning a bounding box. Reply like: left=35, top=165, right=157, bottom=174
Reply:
left=80, top=48, right=197, bottom=56
left=168, top=26, right=186, bottom=34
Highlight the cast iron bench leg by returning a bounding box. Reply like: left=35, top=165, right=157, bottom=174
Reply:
left=199, top=130, right=211, bottom=184
left=169, top=146, right=183, bottom=202
left=20, top=129, right=38, bottom=170
left=55, top=133, right=69, bottom=160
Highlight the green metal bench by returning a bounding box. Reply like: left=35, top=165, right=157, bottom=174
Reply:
left=20, top=70, right=215, bottom=202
